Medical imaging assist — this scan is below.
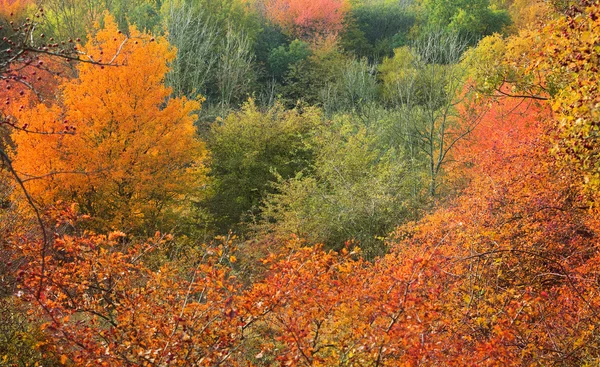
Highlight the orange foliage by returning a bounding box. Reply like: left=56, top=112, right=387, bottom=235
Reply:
left=493, top=1, right=600, bottom=195
left=9, top=3, right=600, bottom=366
left=240, top=95, right=600, bottom=365
left=451, top=95, right=552, bottom=183
left=263, top=0, right=349, bottom=39
left=10, top=15, right=207, bottom=233
left=0, top=0, right=32, bottom=18
left=1, top=55, right=70, bottom=112
left=17, top=206, right=244, bottom=366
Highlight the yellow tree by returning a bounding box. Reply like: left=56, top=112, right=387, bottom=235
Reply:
left=11, top=15, right=208, bottom=233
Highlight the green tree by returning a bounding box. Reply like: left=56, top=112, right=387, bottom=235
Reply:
left=163, top=0, right=257, bottom=116
left=267, top=39, right=312, bottom=81
left=38, top=0, right=163, bottom=41
left=380, top=31, right=481, bottom=197
left=341, top=1, right=416, bottom=59
left=280, top=41, right=348, bottom=107
left=205, top=100, right=321, bottom=232
left=260, top=114, right=410, bottom=258
left=421, top=0, right=511, bottom=40
left=320, top=57, right=379, bottom=114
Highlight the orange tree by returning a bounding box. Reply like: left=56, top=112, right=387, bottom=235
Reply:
left=10, top=15, right=208, bottom=234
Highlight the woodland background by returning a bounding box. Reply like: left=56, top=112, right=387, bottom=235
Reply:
left=2, top=0, right=600, bottom=365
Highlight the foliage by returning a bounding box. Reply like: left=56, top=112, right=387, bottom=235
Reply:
left=379, top=32, right=479, bottom=196
left=320, top=57, right=378, bottom=114
left=531, top=1, right=600, bottom=197
left=263, top=0, right=350, bottom=40
left=420, top=0, right=511, bottom=40
left=0, top=5, right=76, bottom=105
left=506, top=0, right=553, bottom=32
left=0, top=297, right=61, bottom=366
left=215, top=26, right=256, bottom=112
left=205, top=100, right=320, bottom=232
left=164, top=2, right=221, bottom=100
left=253, top=23, right=289, bottom=70
left=244, top=94, right=600, bottom=366
left=342, top=2, right=416, bottom=59
left=267, top=39, right=311, bottom=81
left=162, top=0, right=261, bottom=42
left=38, top=0, right=163, bottom=41
left=467, top=1, right=600, bottom=198
left=260, top=114, right=409, bottom=258
left=163, top=0, right=259, bottom=114
left=6, top=1, right=600, bottom=366
left=10, top=15, right=208, bottom=234
left=15, top=207, right=246, bottom=366
left=279, top=39, right=347, bottom=107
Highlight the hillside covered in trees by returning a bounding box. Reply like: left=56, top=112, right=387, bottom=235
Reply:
left=2, top=0, right=600, bottom=365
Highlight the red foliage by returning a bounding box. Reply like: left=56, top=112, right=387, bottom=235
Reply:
left=263, top=0, right=350, bottom=39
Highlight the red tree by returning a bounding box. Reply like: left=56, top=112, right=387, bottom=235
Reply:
left=263, top=0, right=350, bottom=39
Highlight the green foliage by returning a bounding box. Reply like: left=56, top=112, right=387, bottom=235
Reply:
left=205, top=100, right=321, bottom=232
left=260, top=114, right=412, bottom=258
left=378, top=31, right=475, bottom=197
left=380, top=45, right=455, bottom=108
left=124, top=2, right=163, bottom=33
left=421, top=0, right=511, bottom=40
left=343, top=2, right=416, bottom=59
left=280, top=42, right=348, bottom=107
left=162, top=0, right=261, bottom=41
left=164, top=1, right=257, bottom=115
left=254, top=24, right=289, bottom=69
left=38, top=0, right=163, bottom=41
left=0, top=298, right=61, bottom=367
left=267, top=39, right=312, bottom=81
left=321, top=57, right=379, bottom=114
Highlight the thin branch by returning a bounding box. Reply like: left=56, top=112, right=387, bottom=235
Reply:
left=0, top=148, right=48, bottom=298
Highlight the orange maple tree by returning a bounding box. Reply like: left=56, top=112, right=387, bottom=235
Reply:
left=10, top=15, right=208, bottom=233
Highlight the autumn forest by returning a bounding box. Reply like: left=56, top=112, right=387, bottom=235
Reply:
left=1, top=0, right=600, bottom=365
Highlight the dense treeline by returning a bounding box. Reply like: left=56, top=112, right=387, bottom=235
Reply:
left=3, top=0, right=600, bottom=365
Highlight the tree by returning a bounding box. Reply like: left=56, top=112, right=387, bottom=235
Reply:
left=205, top=100, right=320, bottom=232
left=10, top=15, right=208, bottom=234
left=341, top=1, right=416, bottom=59
left=16, top=207, right=246, bottom=366
left=279, top=39, right=347, bottom=107
left=37, top=0, right=164, bottom=41
left=267, top=39, right=312, bottom=81
left=420, top=0, right=511, bottom=40
left=467, top=1, right=600, bottom=198
left=243, top=94, right=600, bottom=366
left=163, top=0, right=258, bottom=115
left=320, top=56, right=378, bottom=114
left=259, top=114, right=410, bottom=258
left=531, top=1, right=600, bottom=197
left=380, top=31, right=481, bottom=197
left=263, top=0, right=350, bottom=40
